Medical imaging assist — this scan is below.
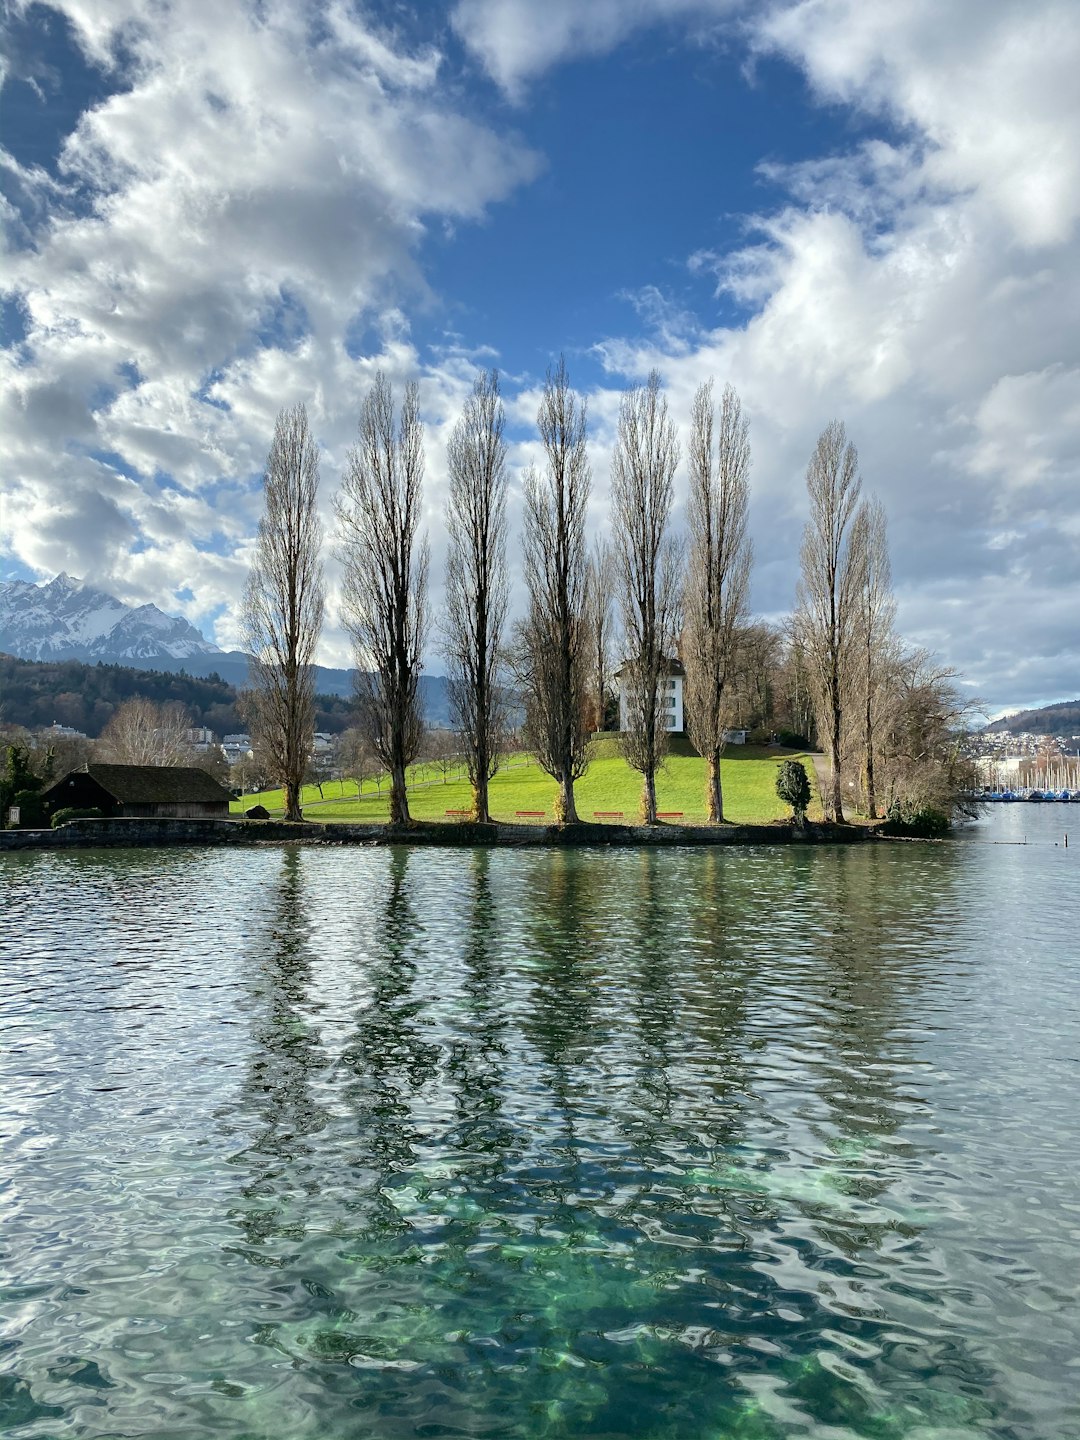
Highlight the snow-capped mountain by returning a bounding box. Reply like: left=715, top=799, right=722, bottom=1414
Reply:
left=0, top=574, right=221, bottom=664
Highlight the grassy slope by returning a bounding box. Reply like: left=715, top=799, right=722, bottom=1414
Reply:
left=232, top=739, right=821, bottom=825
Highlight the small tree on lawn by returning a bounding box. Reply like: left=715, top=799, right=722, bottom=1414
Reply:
left=776, top=759, right=811, bottom=826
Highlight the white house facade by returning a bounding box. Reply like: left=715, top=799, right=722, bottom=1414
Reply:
left=616, top=658, right=685, bottom=733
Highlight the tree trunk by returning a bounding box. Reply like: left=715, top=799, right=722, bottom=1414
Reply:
left=285, top=779, right=302, bottom=822
left=390, top=762, right=410, bottom=825
left=641, top=771, right=658, bottom=825
left=706, top=753, right=723, bottom=824
left=864, top=692, right=877, bottom=819
left=473, top=775, right=490, bottom=825
left=830, top=699, right=845, bottom=823
left=556, top=775, right=578, bottom=825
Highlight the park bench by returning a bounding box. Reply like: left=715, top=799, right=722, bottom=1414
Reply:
left=445, top=809, right=470, bottom=818
left=593, top=811, right=624, bottom=820
left=515, top=810, right=546, bottom=821
left=656, top=812, right=684, bottom=820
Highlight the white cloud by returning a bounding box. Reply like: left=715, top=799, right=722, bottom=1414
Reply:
left=566, top=0, right=1080, bottom=711
left=3, top=0, right=1079, bottom=711
left=757, top=0, right=1080, bottom=248
left=451, top=0, right=737, bottom=98
left=0, top=0, right=539, bottom=649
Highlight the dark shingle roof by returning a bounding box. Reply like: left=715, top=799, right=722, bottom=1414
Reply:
left=44, top=764, right=231, bottom=804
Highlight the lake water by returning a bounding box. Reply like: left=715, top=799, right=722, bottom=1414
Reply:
left=2, top=809, right=1078, bottom=1439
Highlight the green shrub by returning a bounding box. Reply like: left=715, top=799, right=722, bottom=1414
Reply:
left=51, top=806, right=105, bottom=828
left=12, top=789, right=47, bottom=828
left=776, top=730, right=810, bottom=749
left=881, top=801, right=950, bottom=838
left=775, top=759, right=811, bottom=823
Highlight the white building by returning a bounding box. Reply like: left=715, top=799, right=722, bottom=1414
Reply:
left=220, top=733, right=254, bottom=764
left=616, top=658, right=685, bottom=733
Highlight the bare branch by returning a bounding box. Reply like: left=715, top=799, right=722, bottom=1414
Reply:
left=584, top=536, right=616, bottom=734
left=682, top=379, right=753, bottom=822
left=515, top=356, right=592, bottom=823
left=794, top=420, right=865, bottom=822
left=335, top=373, right=429, bottom=825
left=441, top=368, right=510, bottom=822
left=850, top=494, right=896, bottom=818
left=98, top=697, right=194, bottom=767
left=611, top=370, right=681, bottom=824
left=240, top=403, right=325, bottom=821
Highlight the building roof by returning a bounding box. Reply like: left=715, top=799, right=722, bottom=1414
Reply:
left=42, top=763, right=232, bottom=805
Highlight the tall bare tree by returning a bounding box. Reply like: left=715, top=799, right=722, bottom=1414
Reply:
left=585, top=536, right=615, bottom=733
left=442, top=369, right=509, bottom=823
left=611, top=370, right=681, bottom=825
left=683, top=379, right=753, bottom=822
left=98, top=697, right=194, bottom=767
left=517, top=357, right=591, bottom=824
left=850, top=495, right=896, bottom=818
left=336, top=373, right=429, bottom=826
left=240, top=403, right=324, bottom=822
left=795, top=420, right=866, bottom=822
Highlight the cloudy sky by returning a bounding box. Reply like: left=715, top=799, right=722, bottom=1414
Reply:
left=2, top=0, right=1078, bottom=715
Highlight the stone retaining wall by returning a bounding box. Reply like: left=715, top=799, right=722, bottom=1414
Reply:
left=0, top=816, right=875, bottom=851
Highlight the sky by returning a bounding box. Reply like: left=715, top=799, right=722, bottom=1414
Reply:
left=1, top=0, right=1078, bottom=717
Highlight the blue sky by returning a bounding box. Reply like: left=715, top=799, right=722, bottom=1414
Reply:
left=2, top=0, right=1079, bottom=716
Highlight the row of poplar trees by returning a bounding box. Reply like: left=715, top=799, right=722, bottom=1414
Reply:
left=241, top=360, right=896, bottom=826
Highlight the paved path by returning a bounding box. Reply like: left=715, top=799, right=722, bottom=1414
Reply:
left=809, top=752, right=831, bottom=808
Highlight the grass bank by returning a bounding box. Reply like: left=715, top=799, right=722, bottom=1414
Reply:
left=231, top=739, right=821, bottom=826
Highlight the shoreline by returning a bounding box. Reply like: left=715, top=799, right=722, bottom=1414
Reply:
left=0, top=815, right=884, bottom=851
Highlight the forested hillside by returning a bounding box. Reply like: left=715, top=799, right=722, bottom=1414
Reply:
left=0, top=654, right=353, bottom=738
left=989, top=699, right=1080, bottom=737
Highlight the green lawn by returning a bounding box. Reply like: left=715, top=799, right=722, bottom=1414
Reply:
left=232, top=739, right=821, bottom=825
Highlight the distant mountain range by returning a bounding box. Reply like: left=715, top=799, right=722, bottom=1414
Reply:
left=0, top=573, right=218, bottom=664
left=0, top=574, right=452, bottom=722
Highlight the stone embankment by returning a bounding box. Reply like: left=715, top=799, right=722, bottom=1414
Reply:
left=0, top=816, right=876, bottom=851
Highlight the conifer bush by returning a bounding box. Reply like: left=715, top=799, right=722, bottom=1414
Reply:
left=775, top=759, right=811, bottom=824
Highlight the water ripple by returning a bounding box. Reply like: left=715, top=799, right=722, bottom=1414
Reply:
left=2, top=814, right=1078, bottom=1437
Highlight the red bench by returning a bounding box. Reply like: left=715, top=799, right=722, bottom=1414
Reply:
left=515, top=810, right=546, bottom=820
left=593, top=811, right=624, bottom=820
left=445, top=809, right=470, bottom=818
left=656, top=812, right=684, bottom=820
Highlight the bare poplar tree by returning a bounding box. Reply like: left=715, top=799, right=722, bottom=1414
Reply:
left=517, top=357, right=591, bottom=824
left=442, top=369, right=509, bottom=823
left=795, top=420, right=866, bottom=823
left=683, top=379, right=753, bottom=822
left=611, top=370, right=681, bottom=825
left=585, top=536, right=615, bottom=733
left=240, top=403, right=324, bottom=822
left=336, top=373, right=429, bottom=826
left=98, top=697, right=194, bottom=767
left=850, top=495, right=896, bottom=818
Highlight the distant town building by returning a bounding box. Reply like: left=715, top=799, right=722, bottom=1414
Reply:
left=48, top=722, right=88, bottom=740
left=220, top=733, right=254, bottom=764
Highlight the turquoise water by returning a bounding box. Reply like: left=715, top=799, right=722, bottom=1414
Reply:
left=1, top=809, right=1078, bottom=1438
